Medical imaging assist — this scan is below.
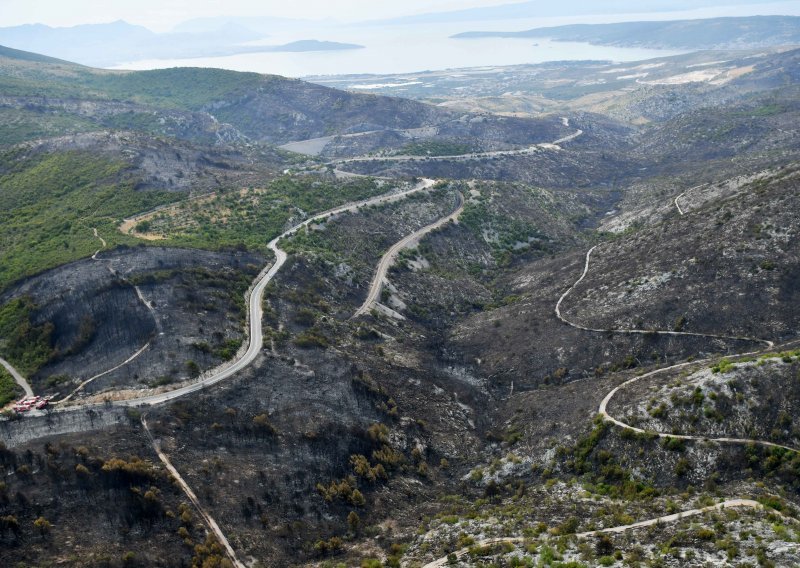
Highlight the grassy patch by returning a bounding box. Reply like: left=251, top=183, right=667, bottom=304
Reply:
left=399, top=140, right=475, bottom=156
left=0, top=65, right=263, bottom=111
left=0, top=297, right=55, bottom=375
left=144, top=176, right=383, bottom=253
left=0, top=108, right=98, bottom=146
left=459, top=199, right=548, bottom=265
left=0, top=149, right=178, bottom=291
left=0, top=365, right=22, bottom=407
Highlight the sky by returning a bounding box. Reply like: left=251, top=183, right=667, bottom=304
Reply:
left=2, top=0, right=795, bottom=32
left=0, top=0, right=519, bottom=31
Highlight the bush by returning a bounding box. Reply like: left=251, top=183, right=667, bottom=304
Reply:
left=134, top=220, right=152, bottom=233
left=663, top=437, right=686, bottom=452
left=293, top=329, right=329, bottom=349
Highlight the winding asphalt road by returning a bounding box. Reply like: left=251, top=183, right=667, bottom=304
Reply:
left=332, top=129, right=584, bottom=167
left=352, top=191, right=464, bottom=318
left=0, top=357, right=33, bottom=398
left=2, top=179, right=436, bottom=417
left=75, top=178, right=434, bottom=408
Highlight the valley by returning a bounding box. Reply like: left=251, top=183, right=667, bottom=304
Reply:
left=0, top=33, right=798, bottom=568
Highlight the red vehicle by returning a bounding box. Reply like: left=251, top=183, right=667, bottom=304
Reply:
left=13, top=396, right=43, bottom=413
left=35, top=399, right=48, bottom=410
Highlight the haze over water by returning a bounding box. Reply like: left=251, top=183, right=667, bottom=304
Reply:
left=107, top=2, right=800, bottom=77
left=111, top=17, right=695, bottom=78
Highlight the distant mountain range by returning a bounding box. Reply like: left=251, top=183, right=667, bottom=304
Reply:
left=452, top=15, right=800, bottom=50
left=368, top=0, right=786, bottom=25
left=0, top=20, right=362, bottom=67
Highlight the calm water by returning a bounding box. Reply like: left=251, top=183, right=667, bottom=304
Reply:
left=112, top=18, right=690, bottom=78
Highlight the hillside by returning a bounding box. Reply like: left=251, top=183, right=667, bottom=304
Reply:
left=0, top=41, right=798, bottom=568
left=0, top=45, right=570, bottom=149
left=453, top=15, right=800, bottom=50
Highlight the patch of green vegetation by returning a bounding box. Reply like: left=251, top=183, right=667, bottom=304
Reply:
left=88, top=68, right=264, bottom=110
left=151, top=176, right=383, bottom=254
left=0, top=149, right=178, bottom=291
left=459, top=200, right=547, bottom=264
left=747, top=104, right=785, bottom=117
left=0, top=297, right=55, bottom=375
left=294, top=328, right=330, bottom=349
left=399, top=140, right=475, bottom=156
left=710, top=358, right=736, bottom=374
left=0, top=365, right=22, bottom=407
left=563, top=419, right=659, bottom=501
left=0, top=65, right=264, bottom=111
left=0, top=108, right=98, bottom=146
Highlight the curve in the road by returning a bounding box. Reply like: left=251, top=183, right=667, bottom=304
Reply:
left=332, top=129, right=584, bottom=166
left=90, top=227, right=107, bottom=259
left=673, top=183, right=706, bottom=216
left=353, top=190, right=464, bottom=318
left=97, top=178, right=436, bottom=409
left=552, top=129, right=584, bottom=146
left=555, top=245, right=773, bottom=349
left=5, top=179, right=434, bottom=420
left=0, top=357, right=33, bottom=398
left=421, top=499, right=786, bottom=568
left=141, top=415, right=245, bottom=568
left=598, top=341, right=800, bottom=453
left=556, top=244, right=792, bottom=451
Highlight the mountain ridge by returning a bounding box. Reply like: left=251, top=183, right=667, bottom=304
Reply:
left=452, top=15, right=800, bottom=50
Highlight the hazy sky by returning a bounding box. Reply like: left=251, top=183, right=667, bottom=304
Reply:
left=0, top=0, right=518, bottom=31
left=2, top=0, right=797, bottom=32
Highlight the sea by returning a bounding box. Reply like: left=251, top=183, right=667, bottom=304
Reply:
left=110, top=2, right=800, bottom=78
left=110, top=17, right=693, bottom=78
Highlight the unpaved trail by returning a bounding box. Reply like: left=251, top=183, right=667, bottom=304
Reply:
left=598, top=342, right=800, bottom=453
left=555, top=245, right=773, bottom=348
left=90, top=227, right=107, bottom=259
left=56, top=341, right=152, bottom=404
left=0, top=357, right=33, bottom=398
left=673, top=183, right=705, bottom=216
left=552, top=129, right=584, bottom=145
left=556, top=245, right=792, bottom=451
left=141, top=415, right=245, bottom=568
left=353, top=191, right=464, bottom=318
left=58, top=229, right=158, bottom=404
left=421, top=500, right=785, bottom=567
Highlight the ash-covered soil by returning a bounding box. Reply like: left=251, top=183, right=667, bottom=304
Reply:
left=1, top=246, right=264, bottom=399
left=563, top=167, right=800, bottom=342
